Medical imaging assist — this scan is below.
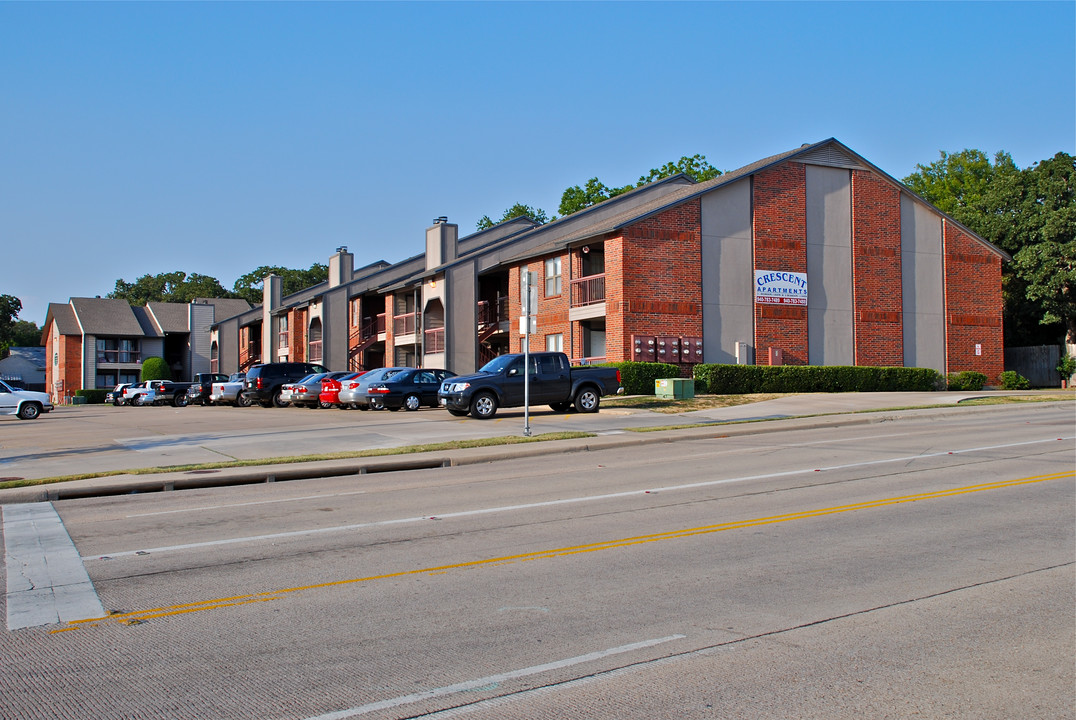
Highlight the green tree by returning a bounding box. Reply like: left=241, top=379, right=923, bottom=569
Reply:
left=9, top=320, right=42, bottom=348
left=558, top=178, right=633, bottom=216
left=476, top=203, right=550, bottom=231
left=904, top=150, right=1075, bottom=345
left=109, top=271, right=234, bottom=305
left=636, top=154, right=722, bottom=186
left=0, top=295, right=24, bottom=355
left=231, top=264, right=329, bottom=305
left=558, top=154, right=723, bottom=217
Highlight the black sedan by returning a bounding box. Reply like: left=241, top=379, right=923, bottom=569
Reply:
left=367, top=368, right=456, bottom=411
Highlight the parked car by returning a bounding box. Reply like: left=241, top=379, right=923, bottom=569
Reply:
left=438, top=352, right=622, bottom=419
left=122, top=380, right=193, bottom=407
left=337, top=367, right=409, bottom=409
left=241, top=362, right=329, bottom=408
left=186, top=373, right=230, bottom=406
left=106, top=383, right=135, bottom=406
left=319, top=372, right=364, bottom=408
left=0, top=379, right=53, bottom=420
left=367, top=368, right=456, bottom=411
left=287, top=373, right=333, bottom=408
left=209, top=373, right=249, bottom=406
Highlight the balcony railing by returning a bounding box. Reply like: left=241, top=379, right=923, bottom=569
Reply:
left=477, top=296, right=508, bottom=327
left=424, top=327, right=445, bottom=354
left=570, top=273, right=606, bottom=307
left=393, top=311, right=418, bottom=336
left=351, top=314, right=386, bottom=342
left=96, top=350, right=142, bottom=364
left=308, top=340, right=323, bottom=363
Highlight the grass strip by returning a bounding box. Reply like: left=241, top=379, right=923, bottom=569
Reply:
left=0, top=432, right=593, bottom=490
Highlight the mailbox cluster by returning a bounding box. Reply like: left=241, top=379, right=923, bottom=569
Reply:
left=632, top=335, right=703, bottom=364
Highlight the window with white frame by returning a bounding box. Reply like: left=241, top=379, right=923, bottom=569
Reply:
left=545, top=257, right=562, bottom=297
left=278, top=315, right=289, bottom=349
left=546, top=333, right=563, bottom=352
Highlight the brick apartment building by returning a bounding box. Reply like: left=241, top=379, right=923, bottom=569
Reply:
left=42, top=297, right=251, bottom=401
left=200, top=138, right=1005, bottom=383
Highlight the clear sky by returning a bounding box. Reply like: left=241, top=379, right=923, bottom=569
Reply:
left=2, top=1, right=1073, bottom=327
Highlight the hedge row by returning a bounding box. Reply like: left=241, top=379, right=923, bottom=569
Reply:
left=75, top=389, right=108, bottom=404
left=592, top=362, right=682, bottom=395
left=693, top=364, right=944, bottom=394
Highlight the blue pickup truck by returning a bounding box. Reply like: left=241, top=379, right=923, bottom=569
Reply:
left=438, top=352, right=622, bottom=419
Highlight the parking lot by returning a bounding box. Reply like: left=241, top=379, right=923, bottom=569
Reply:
left=0, top=401, right=648, bottom=481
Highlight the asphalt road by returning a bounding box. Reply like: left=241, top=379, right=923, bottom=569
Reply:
left=1, top=402, right=1072, bottom=719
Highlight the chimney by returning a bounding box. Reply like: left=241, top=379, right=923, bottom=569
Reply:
left=426, top=217, right=458, bottom=271
left=328, top=246, right=354, bottom=288
left=263, top=274, right=282, bottom=362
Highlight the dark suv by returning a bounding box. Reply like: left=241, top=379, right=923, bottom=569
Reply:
left=186, top=372, right=230, bottom=406
left=242, top=362, right=329, bottom=408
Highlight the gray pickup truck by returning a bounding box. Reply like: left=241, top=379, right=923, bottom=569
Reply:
left=438, top=351, right=622, bottom=419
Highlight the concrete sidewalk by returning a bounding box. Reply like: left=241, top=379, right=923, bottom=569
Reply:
left=3, top=391, right=1068, bottom=504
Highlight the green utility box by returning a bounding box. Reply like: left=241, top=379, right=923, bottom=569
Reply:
left=655, top=377, right=694, bottom=399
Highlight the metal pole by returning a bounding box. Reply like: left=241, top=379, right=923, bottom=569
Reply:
left=523, top=320, right=531, bottom=437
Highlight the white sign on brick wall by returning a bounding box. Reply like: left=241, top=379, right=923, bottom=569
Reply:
left=754, top=270, right=808, bottom=306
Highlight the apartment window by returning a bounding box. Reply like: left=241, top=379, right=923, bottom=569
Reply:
left=546, top=333, right=563, bottom=352
left=545, top=257, right=562, bottom=297
left=96, top=338, right=141, bottom=364
left=278, top=316, right=289, bottom=350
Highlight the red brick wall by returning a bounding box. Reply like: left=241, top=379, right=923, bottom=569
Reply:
left=45, top=331, right=82, bottom=400
left=507, top=254, right=571, bottom=354
left=944, top=221, right=1004, bottom=381
left=289, top=307, right=307, bottom=362
left=616, top=202, right=703, bottom=363
left=754, top=162, right=808, bottom=364
left=851, top=170, right=904, bottom=366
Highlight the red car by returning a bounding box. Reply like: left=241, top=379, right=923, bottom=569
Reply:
left=319, top=372, right=364, bottom=408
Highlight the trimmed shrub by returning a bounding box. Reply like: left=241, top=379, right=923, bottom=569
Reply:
left=75, top=389, right=107, bottom=404
left=946, top=371, right=987, bottom=391
left=141, top=357, right=171, bottom=381
left=693, top=363, right=943, bottom=394
left=998, top=371, right=1030, bottom=390
left=593, top=361, right=681, bottom=395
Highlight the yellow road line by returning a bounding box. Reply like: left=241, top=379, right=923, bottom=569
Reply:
left=56, top=470, right=1073, bottom=633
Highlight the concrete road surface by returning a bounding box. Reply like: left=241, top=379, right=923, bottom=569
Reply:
left=1, top=402, right=1072, bottom=719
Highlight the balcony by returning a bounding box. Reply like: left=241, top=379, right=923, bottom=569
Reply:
left=393, top=311, right=418, bottom=337
left=308, top=340, right=323, bottom=363
left=424, top=327, right=445, bottom=354
left=571, top=274, right=605, bottom=307
left=569, top=273, right=606, bottom=321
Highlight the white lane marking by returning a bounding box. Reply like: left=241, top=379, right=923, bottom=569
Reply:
left=87, top=435, right=1074, bottom=560
left=302, top=635, right=685, bottom=719
left=4, top=503, right=105, bottom=630
left=125, top=490, right=368, bottom=518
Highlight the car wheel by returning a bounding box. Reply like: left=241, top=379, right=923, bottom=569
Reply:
left=319, top=401, right=333, bottom=409
left=113, top=399, right=124, bottom=406
left=447, top=408, right=468, bottom=417
left=549, top=401, right=572, bottom=412
left=575, top=387, right=600, bottom=413
left=131, top=394, right=143, bottom=406
left=236, top=394, right=252, bottom=408
left=174, top=394, right=189, bottom=408
left=16, top=403, right=40, bottom=420
left=271, top=390, right=287, bottom=408
left=403, top=394, right=421, bottom=411
left=470, top=392, right=498, bottom=419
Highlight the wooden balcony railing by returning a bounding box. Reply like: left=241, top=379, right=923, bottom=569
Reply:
left=477, top=296, right=508, bottom=327
left=424, top=327, right=445, bottom=354
left=308, top=340, right=323, bottom=363
left=570, top=273, right=606, bottom=307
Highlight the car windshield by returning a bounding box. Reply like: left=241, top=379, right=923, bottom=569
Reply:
left=479, top=355, right=517, bottom=374
left=229, top=373, right=244, bottom=382
left=298, top=373, right=326, bottom=385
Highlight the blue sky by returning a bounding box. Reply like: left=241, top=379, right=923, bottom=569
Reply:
left=2, top=1, right=1073, bottom=327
